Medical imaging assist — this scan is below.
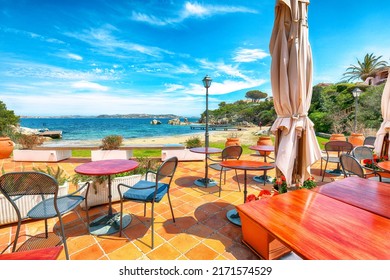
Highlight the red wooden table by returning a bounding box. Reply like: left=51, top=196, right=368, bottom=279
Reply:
left=75, top=159, right=139, bottom=235
left=312, top=176, right=390, bottom=219
left=237, top=188, right=390, bottom=260
left=219, top=160, right=274, bottom=226
left=249, top=145, right=275, bottom=184
left=189, top=147, right=222, bottom=187
left=0, top=246, right=63, bottom=260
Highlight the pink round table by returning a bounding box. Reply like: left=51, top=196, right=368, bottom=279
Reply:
left=75, top=159, right=139, bottom=235
left=190, top=147, right=222, bottom=187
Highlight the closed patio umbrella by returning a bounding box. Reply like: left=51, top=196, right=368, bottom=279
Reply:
left=374, top=69, right=390, bottom=157
left=269, top=0, right=321, bottom=187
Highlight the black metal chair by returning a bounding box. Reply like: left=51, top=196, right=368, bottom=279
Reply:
left=321, top=140, right=353, bottom=181
left=117, top=156, right=178, bottom=249
left=363, top=136, right=376, bottom=149
left=340, top=154, right=382, bottom=182
left=0, top=171, right=90, bottom=260
left=352, top=145, right=390, bottom=183
left=208, top=145, right=242, bottom=197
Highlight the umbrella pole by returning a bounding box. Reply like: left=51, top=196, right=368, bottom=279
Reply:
left=275, top=128, right=282, bottom=178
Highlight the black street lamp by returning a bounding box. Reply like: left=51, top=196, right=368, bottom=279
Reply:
left=202, top=75, right=212, bottom=148
left=352, top=87, right=362, bottom=133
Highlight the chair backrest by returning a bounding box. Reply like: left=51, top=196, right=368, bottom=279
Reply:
left=156, top=156, right=178, bottom=184
left=324, top=140, right=353, bottom=153
left=0, top=171, right=58, bottom=198
left=352, top=145, right=374, bottom=163
left=363, top=136, right=376, bottom=146
left=222, top=145, right=243, bottom=161
left=340, top=154, right=365, bottom=178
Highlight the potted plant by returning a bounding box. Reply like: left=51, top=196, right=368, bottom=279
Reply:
left=225, top=131, right=241, bottom=147
left=91, top=135, right=132, bottom=161
left=0, top=101, right=19, bottom=159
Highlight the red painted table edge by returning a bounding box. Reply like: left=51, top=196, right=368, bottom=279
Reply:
left=0, top=246, right=63, bottom=260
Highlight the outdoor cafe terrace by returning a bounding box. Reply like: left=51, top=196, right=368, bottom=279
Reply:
left=0, top=151, right=343, bottom=261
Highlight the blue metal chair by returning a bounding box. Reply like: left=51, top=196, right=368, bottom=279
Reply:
left=117, top=156, right=178, bottom=248
left=0, top=171, right=90, bottom=260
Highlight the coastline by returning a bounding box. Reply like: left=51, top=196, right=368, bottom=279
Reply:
left=44, top=126, right=268, bottom=147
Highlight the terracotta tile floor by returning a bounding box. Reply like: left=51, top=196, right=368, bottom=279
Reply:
left=0, top=152, right=336, bottom=260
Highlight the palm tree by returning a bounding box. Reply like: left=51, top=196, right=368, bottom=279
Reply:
left=343, top=53, right=388, bottom=82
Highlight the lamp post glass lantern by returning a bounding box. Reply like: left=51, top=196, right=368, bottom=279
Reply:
left=202, top=75, right=212, bottom=148
left=352, top=88, right=362, bottom=133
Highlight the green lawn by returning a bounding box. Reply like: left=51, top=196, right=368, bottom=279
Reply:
left=71, top=136, right=328, bottom=158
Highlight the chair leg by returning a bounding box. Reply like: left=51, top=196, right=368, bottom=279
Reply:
left=219, top=169, right=223, bottom=197
left=151, top=202, right=155, bottom=249
left=119, top=199, right=123, bottom=237
left=321, top=161, right=328, bottom=182
left=57, top=215, right=70, bottom=260
left=167, top=192, right=175, bottom=222
left=12, top=219, right=22, bottom=252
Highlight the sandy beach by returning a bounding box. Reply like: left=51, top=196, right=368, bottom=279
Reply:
left=121, top=125, right=269, bottom=146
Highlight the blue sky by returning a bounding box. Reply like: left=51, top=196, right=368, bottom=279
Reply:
left=1, top=0, right=390, bottom=117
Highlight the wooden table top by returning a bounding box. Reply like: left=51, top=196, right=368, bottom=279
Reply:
left=74, top=159, right=139, bottom=176
left=237, top=189, right=390, bottom=260
left=377, top=161, right=390, bottom=172
left=0, top=246, right=63, bottom=260
left=219, top=160, right=274, bottom=171
left=312, top=177, right=390, bottom=219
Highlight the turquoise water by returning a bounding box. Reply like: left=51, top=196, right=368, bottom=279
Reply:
left=20, top=117, right=200, bottom=142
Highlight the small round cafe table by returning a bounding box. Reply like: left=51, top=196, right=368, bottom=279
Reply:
left=219, top=160, right=274, bottom=226
left=75, top=159, right=139, bottom=235
left=189, top=147, right=222, bottom=188
left=249, top=145, right=275, bottom=184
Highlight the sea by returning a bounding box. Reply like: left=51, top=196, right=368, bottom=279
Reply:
left=20, top=117, right=200, bottom=144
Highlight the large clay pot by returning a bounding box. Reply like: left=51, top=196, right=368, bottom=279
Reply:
left=257, top=136, right=273, bottom=156
left=329, top=134, right=346, bottom=141
left=225, top=138, right=240, bottom=147
left=0, top=137, right=15, bottom=159
left=348, top=133, right=365, bottom=146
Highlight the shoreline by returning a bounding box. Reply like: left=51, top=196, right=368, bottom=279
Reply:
left=44, top=126, right=268, bottom=147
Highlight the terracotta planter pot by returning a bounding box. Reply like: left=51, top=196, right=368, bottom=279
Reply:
left=225, top=138, right=240, bottom=147
left=329, top=134, right=346, bottom=141
left=348, top=133, right=365, bottom=146
left=256, top=136, right=273, bottom=156
left=0, top=137, right=15, bottom=159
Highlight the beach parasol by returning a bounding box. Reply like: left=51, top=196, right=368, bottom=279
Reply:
left=374, top=69, right=390, bottom=157
left=269, top=0, right=321, bottom=187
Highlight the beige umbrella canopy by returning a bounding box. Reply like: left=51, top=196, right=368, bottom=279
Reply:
left=374, top=69, right=390, bottom=157
left=269, top=0, right=321, bottom=187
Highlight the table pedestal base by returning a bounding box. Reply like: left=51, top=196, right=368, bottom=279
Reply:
left=226, top=209, right=241, bottom=226
left=194, top=178, right=217, bottom=188
left=89, top=213, right=132, bottom=235
left=253, top=175, right=273, bottom=184
left=325, top=169, right=343, bottom=176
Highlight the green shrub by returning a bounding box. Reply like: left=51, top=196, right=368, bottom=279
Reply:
left=33, top=166, right=70, bottom=185
left=100, top=135, right=123, bottom=150
left=17, top=134, right=45, bottom=149
left=185, top=136, right=202, bottom=148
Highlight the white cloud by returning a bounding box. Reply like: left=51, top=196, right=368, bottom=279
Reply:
left=72, top=80, right=109, bottom=91
left=131, top=2, right=257, bottom=26
left=233, top=48, right=269, bottom=62
left=67, top=53, right=83, bottom=61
